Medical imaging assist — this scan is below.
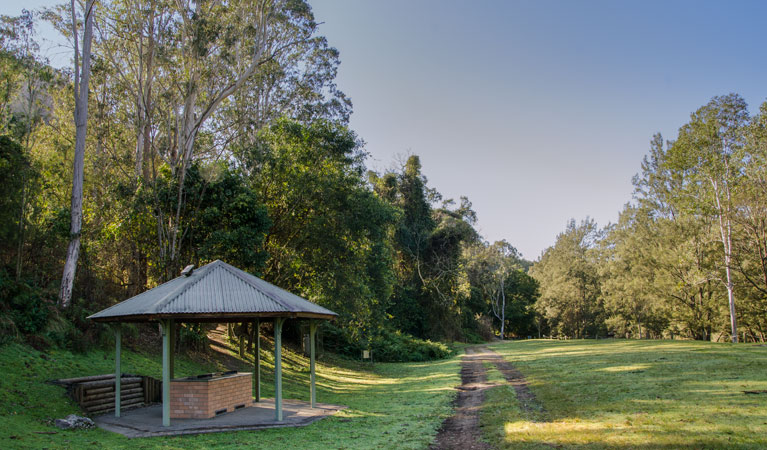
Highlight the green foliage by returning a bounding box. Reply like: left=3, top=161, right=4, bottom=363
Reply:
left=531, top=218, right=606, bottom=338
left=371, top=328, right=453, bottom=362
left=0, top=0, right=546, bottom=366
left=0, top=136, right=28, bottom=248
left=249, top=118, right=398, bottom=346
left=502, top=269, right=539, bottom=336
left=465, top=239, right=539, bottom=338
left=534, top=95, right=767, bottom=342
left=179, top=323, right=210, bottom=352
left=372, top=156, right=486, bottom=342
left=600, top=206, right=670, bottom=339
left=0, top=270, right=52, bottom=335
left=147, top=163, right=271, bottom=279
left=323, top=323, right=452, bottom=362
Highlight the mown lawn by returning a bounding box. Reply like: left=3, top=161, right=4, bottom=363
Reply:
left=481, top=339, right=767, bottom=449
left=0, top=337, right=460, bottom=449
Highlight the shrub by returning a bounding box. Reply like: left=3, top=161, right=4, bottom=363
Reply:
left=0, top=270, right=53, bottom=336
left=0, top=313, right=18, bottom=345
left=371, top=328, right=452, bottom=362
left=323, top=323, right=452, bottom=362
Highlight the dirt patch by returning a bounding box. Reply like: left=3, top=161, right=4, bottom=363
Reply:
left=744, top=390, right=767, bottom=395
left=432, top=346, right=547, bottom=449
left=431, top=346, right=493, bottom=450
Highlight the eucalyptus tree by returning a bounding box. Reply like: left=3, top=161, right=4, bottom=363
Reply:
left=732, top=101, right=767, bottom=340
left=86, top=0, right=338, bottom=281
left=664, top=94, right=749, bottom=342
left=467, top=239, right=539, bottom=339
left=619, top=132, right=723, bottom=340
left=59, top=0, right=95, bottom=308
left=466, top=240, right=520, bottom=339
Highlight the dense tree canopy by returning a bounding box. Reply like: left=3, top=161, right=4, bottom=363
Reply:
left=0, top=2, right=535, bottom=358
left=533, top=94, right=767, bottom=342
left=9, top=1, right=760, bottom=354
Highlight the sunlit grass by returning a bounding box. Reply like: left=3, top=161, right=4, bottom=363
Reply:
left=481, top=339, right=767, bottom=449
left=0, top=336, right=460, bottom=449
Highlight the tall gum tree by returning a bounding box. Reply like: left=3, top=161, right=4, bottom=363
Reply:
left=96, top=0, right=333, bottom=280
left=59, top=0, right=95, bottom=308
left=666, top=94, right=749, bottom=342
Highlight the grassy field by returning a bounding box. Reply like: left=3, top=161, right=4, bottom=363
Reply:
left=480, top=339, right=767, bottom=449
left=6, top=336, right=765, bottom=449
left=0, top=337, right=460, bottom=449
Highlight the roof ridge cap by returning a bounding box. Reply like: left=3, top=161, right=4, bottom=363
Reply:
left=219, top=262, right=298, bottom=312
left=147, top=261, right=218, bottom=314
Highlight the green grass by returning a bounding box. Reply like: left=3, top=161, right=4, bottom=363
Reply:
left=480, top=339, right=767, bottom=449
left=483, top=361, right=505, bottom=385
left=0, top=337, right=460, bottom=449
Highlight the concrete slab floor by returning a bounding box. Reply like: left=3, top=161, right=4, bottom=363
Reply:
left=95, top=398, right=347, bottom=438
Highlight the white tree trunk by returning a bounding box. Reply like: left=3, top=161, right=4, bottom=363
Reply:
left=60, top=0, right=95, bottom=308
left=712, top=176, right=738, bottom=343
left=499, top=278, right=506, bottom=340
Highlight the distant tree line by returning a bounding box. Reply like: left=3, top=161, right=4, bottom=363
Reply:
left=0, top=2, right=538, bottom=357
left=532, top=94, right=767, bottom=343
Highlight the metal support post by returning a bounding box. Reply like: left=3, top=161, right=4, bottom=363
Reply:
left=254, top=319, right=261, bottom=402
left=310, top=321, right=317, bottom=408
left=115, top=325, right=121, bottom=417
left=169, top=319, right=175, bottom=380
left=274, top=317, right=285, bottom=421
left=161, top=320, right=171, bottom=427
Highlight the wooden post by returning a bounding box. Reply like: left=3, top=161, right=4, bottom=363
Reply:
left=169, top=319, right=175, bottom=380
left=161, top=320, right=170, bottom=427
left=115, top=325, right=121, bottom=417
left=274, top=317, right=285, bottom=421
left=254, top=319, right=261, bottom=402
left=310, top=321, right=317, bottom=408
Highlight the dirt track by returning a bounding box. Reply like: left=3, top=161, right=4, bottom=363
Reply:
left=431, top=346, right=543, bottom=449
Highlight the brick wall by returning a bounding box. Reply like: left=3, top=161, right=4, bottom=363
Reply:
left=170, top=373, right=252, bottom=419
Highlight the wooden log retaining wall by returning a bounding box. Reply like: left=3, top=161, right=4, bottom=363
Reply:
left=54, top=374, right=162, bottom=415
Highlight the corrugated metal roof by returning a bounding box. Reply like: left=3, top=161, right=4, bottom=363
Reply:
left=88, top=260, right=337, bottom=322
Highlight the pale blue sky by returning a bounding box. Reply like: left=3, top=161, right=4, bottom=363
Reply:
left=310, top=0, right=767, bottom=259
left=4, top=1, right=766, bottom=259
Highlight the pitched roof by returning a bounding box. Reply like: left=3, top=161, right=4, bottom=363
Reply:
left=88, top=260, right=337, bottom=322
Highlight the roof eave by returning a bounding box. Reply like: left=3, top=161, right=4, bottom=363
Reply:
left=88, top=311, right=337, bottom=323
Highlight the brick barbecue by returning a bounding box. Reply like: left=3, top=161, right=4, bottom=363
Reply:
left=169, top=371, right=252, bottom=419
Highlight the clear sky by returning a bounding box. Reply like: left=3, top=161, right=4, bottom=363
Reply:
left=310, top=0, right=767, bottom=259
left=3, top=0, right=766, bottom=260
